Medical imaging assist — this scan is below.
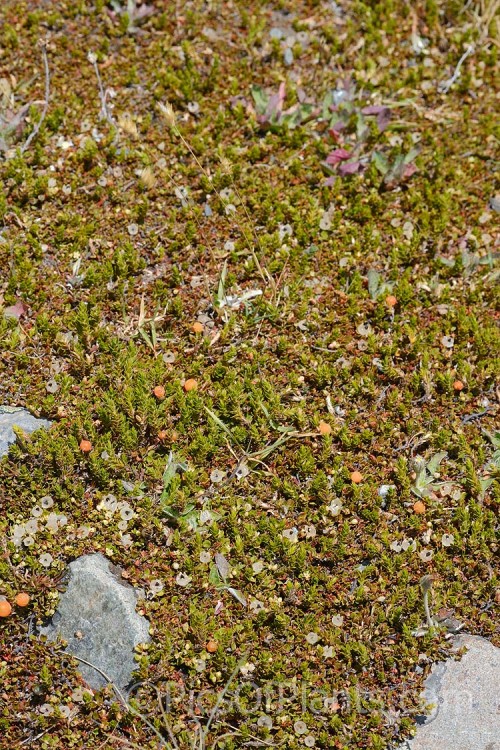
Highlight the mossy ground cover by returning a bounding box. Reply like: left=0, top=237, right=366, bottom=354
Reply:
left=0, top=0, right=499, bottom=747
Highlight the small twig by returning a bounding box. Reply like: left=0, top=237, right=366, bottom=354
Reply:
left=461, top=408, right=490, bottom=423
left=88, top=51, right=116, bottom=127
left=21, top=41, right=50, bottom=154
left=420, top=575, right=436, bottom=629
left=438, top=44, right=475, bottom=93
left=69, top=654, right=171, bottom=748
left=20, top=728, right=51, bottom=746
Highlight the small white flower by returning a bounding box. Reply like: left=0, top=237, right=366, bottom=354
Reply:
left=327, top=498, right=342, bottom=516
left=210, top=469, right=226, bottom=484
left=401, top=539, right=417, bottom=552
left=390, top=541, right=402, bottom=552
left=305, top=736, right=316, bottom=748
left=421, top=529, right=432, bottom=544
left=175, top=572, right=192, bottom=587
left=419, top=549, right=433, bottom=562
left=31, top=506, right=43, bottom=518
left=294, top=720, right=307, bottom=735
left=11, top=524, right=26, bottom=546
left=239, top=662, right=255, bottom=676
left=87, top=51, right=97, bottom=64
left=25, top=519, right=39, bottom=534
left=127, top=223, right=139, bottom=237
left=306, top=632, right=319, bottom=645
left=99, top=495, right=118, bottom=513
left=356, top=322, right=373, bottom=337
left=378, top=485, right=395, bottom=498
left=303, top=524, right=316, bottom=539
left=249, top=599, right=265, bottom=613
left=331, top=615, right=344, bottom=627
left=118, top=520, right=128, bottom=531
left=46, top=512, right=60, bottom=532
left=199, top=509, right=213, bottom=525
left=40, top=703, right=54, bottom=716
left=39, top=553, right=53, bottom=567
left=23, top=536, right=35, bottom=547
left=57, top=704, right=71, bottom=718
left=199, top=551, right=211, bottom=564
left=441, top=533, right=454, bottom=547
left=71, top=688, right=85, bottom=702
left=119, top=504, right=135, bottom=521
left=257, top=714, right=273, bottom=728
left=322, top=646, right=334, bottom=658
left=282, top=527, right=298, bottom=543
left=252, top=561, right=264, bottom=574
left=120, top=534, right=133, bottom=547
left=150, top=579, right=164, bottom=595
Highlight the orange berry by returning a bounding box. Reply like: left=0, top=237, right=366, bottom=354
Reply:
left=153, top=385, right=165, bottom=400
left=206, top=640, right=218, bottom=653
left=79, top=439, right=92, bottom=454
left=192, top=321, right=204, bottom=334
left=0, top=600, right=12, bottom=617
left=157, top=430, right=168, bottom=441
left=350, top=471, right=363, bottom=484
left=184, top=379, right=198, bottom=392
left=14, top=593, right=30, bottom=607
left=319, top=421, right=332, bottom=435
left=413, top=500, right=426, bottom=514
left=385, top=295, right=397, bottom=307
left=453, top=380, right=464, bottom=391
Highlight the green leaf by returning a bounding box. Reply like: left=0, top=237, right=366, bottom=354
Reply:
left=367, top=268, right=381, bottom=300
left=426, top=452, right=447, bottom=476
left=250, top=85, right=268, bottom=115
left=209, top=564, right=222, bottom=587
left=226, top=587, right=247, bottom=607
left=372, top=151, right=388, bottom=175
left=204, top=406, right=236, bottom=442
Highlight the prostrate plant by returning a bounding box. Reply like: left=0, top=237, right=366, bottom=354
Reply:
left=410, top=452, right=448, bottom=498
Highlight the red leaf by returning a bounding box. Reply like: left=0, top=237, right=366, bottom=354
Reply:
left=403, top=163, right=417, bottom=178
left=338, top=160, right=362, bottom=176
left=3, top=300, right=27, bottom=320
left=326, top=148, right=352, bottom=165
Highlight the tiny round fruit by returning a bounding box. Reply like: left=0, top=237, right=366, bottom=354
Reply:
left=413, top=500, right=426, bottom=514
left=157, top=430, right=168, bottom=441
left=14, top=593, right=30, bottom=607
left=319, top=421, right=332, bottom=435
left=79, top=439, right=92, bottom=453
left=385, top=295, right=397, bottom=307
left=0, top=600, right=12, bottom=617
left=192, top=321, right=204, bottom=334
left=350, top=471, right=363, bottom=484
left=453, top=380, right=464, bottom=391
left=153, top=385, right=165, bottom=400
left=184, top=379, right=198, bottom=392
left=206, top=640, right=218, bottom=653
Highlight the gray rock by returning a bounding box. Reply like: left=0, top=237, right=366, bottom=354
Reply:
left=40, top=553, right=150, bottom=692
left=399, top=635, right=500, bottom=750
left=0, top=405, right=52, bottom=457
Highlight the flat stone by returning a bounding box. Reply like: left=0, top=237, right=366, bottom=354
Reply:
left=40, top=553, right=150, bottom=692
left=0, top=405, right=52, bottom=457
left=400, top=635, right=500, bottom=750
